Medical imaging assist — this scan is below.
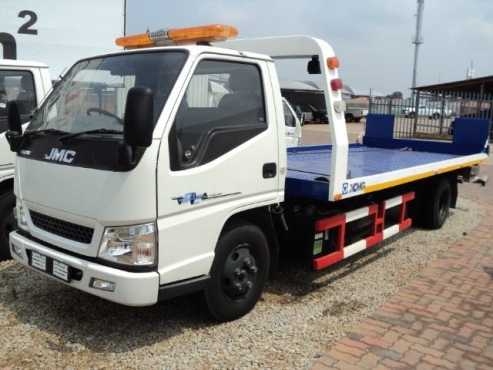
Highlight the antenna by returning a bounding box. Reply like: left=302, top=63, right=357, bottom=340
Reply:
left=466, top=60, right=475, bottom=80
left=411, top=0, right=424, bottom=93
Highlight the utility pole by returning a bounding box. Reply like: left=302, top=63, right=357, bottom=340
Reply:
left=411, top=0, right=424, bottom=94
left=466, top=60, right=475, bottom=80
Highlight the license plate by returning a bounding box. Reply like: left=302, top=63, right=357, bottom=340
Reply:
left=30, top=251, right=70, bottom=282
left=52, top=259, right=69, bottom=281
left=31, top=251, right=47, bottom=271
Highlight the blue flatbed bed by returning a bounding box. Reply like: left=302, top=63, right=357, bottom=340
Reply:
left=285, top=115, right=489, bottom=201
left=286, top=143, right=480, bottom=201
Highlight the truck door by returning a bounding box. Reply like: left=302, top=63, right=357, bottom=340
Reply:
left=156, top=56, right=281, bottom=284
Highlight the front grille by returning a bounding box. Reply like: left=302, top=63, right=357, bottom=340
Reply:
left=30, top=211, right=94, bottom=244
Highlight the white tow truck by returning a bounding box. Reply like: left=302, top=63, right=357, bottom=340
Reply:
left=5, top=25, right=489, bottom=321
left=0, top=59, right=51, bottom=259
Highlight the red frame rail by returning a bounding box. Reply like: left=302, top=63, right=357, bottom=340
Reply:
left=313, top=192, right=415, bottom=270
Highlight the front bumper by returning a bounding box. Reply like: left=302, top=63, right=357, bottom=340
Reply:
left=10, top=231, right=160, bottom=306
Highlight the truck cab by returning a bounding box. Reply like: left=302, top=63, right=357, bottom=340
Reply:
left=7, top=25, right=292, bottom=320
left=0, top=59, right=51, bottom=260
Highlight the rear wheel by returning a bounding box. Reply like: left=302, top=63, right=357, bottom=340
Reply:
left=0, top=191, right=15, bottom=261
left=422, top=178, right=451, bottom=229
left=204, top=221, right=270, bottom=322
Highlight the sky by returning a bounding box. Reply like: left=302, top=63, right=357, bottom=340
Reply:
left=127, top=0, right=493, bottom=96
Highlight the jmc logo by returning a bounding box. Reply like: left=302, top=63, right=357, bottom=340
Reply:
left=44, top=148, right=76, bottom=164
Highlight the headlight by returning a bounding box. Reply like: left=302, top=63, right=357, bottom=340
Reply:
left=98, top=223, right=157, bottom=266
left=16, top=203, right=28, bottom=229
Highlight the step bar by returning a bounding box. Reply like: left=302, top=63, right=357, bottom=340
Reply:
left=313, top=192, right=415, bottom=270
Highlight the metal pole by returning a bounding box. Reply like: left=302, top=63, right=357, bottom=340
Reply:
left=411, top=0, right=425, bottom=93
left=413, top=90, right=420, bottom=135
left=439, top=92, right=445, bottom=135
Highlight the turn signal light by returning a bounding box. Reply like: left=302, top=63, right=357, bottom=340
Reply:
left=115, top=24, right=239, bottom=48
left=331, top=78, right=343, bottom=91
left=327, top=57, right=340, bottom=69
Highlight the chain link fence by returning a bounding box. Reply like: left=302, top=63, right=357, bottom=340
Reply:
left=369, top=90, right=493, bottom=141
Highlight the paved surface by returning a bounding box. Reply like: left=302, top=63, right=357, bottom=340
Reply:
left=312, top=160, right=493, bottom=369
left=301, top=122, right=365, bottom=145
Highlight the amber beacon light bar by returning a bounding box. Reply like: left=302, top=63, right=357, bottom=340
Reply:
left=115, top=24, right=239, bottom=48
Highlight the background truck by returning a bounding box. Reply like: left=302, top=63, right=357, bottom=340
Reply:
left=282, top=97, right=303, bottom=147
left=0, top=0, right=125, bottom=260
left=5, top=24, right=489, bottom=322
left=0, top=59, right=51, bottom=259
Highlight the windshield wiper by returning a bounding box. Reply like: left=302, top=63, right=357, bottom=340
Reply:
left=23, top=128, right=69, bottom=138
left=59, top=128, right=122, bottom=142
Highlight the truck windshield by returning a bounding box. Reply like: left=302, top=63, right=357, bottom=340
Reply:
left=27, top=51, right=187, bottom=136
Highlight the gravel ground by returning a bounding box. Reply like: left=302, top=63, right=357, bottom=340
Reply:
left=0, top=197, right=483, bottom=369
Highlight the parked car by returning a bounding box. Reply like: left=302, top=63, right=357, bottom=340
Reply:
left=345, top=98, right=368, bottom=122
left=402, top=105, right=453, bottom=119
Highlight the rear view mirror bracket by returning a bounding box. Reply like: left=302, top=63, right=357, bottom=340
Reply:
left=6, top=101, right=23, bottom=152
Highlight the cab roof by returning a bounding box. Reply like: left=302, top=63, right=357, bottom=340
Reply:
left=0, top=59, right=49, bottom=69
left=92, top=44, right=273, bottom=63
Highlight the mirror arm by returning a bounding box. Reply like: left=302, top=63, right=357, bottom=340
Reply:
left=5, top=131, right=23, bottom=153
left=118, top=143, right=136, bottom=169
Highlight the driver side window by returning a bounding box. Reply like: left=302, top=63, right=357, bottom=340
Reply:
left=169, top=59, right=267, bottom=171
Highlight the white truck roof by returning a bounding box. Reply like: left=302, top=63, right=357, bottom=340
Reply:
left=0, top=59, right=49, bottom=69
left=91, top=44, right=273, bottom=63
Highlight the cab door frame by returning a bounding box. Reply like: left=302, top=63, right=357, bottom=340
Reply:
left=155, top=50, right=282, bottom=285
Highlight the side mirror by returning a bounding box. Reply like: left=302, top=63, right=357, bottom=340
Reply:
left=6, top=101, right=23, bottom=152
left=307, top=55, right=321, bottom=74
left=123, top=87, right=154, bottom=148
left=119, top=87, right=154, bottom=168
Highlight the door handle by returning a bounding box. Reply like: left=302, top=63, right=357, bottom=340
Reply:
left=263, top=162, right=277, bottom=178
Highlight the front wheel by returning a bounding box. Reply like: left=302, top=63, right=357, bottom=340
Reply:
left=0, top=192, right=16, bottom=261
left=204, top=221, right=270, bottom=322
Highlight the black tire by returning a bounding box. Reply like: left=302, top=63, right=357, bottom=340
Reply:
left=431, top=113, right=440, bottom=120
left=0, top=191, right=15, bottom=261
left=422, top=178, right=451, bottom=229
left=204, top=221, right=270, bottom=322
left=345, top=113, right=354, bottom=122
left=408, top=112, right=416, bottom=119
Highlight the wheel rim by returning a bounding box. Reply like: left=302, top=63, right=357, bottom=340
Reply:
left=438, top=190, right=449, bottom=222
left=221, top=243, right=258, bottom=300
